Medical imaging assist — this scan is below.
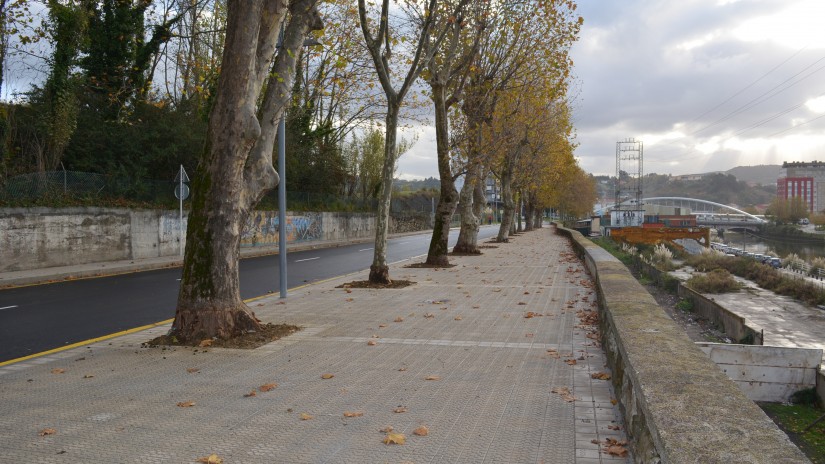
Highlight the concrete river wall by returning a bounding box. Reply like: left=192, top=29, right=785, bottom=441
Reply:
left=556, top=224, right=809, bottom=463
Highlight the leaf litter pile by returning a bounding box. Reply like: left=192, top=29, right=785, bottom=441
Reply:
left=144, top=323, right=301, bottom=349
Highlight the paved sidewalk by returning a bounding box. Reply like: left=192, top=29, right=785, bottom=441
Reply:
left=0, top=228, right=628, bottom=463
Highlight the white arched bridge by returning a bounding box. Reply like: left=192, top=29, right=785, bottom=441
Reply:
left=596, top=197, right=766, bottom=227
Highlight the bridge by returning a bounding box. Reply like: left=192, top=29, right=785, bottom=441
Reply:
left=596, top=197, right=767, bottom=228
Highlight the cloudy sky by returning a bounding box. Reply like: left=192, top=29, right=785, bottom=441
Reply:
left=397, top=0, right=825, bottom=179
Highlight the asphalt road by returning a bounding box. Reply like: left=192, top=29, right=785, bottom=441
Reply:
left=0, top=226, right=498, bottom=363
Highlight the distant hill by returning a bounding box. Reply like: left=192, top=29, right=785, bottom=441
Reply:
left=725, top=165, right=781, bottom=186
left=393, top=177, right=440, bottom=191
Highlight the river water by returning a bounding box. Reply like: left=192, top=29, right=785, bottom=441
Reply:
left=717, top=230, right=825, bottom=261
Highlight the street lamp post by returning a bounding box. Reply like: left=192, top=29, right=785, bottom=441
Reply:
left=277, top=35, right=321, bottom=299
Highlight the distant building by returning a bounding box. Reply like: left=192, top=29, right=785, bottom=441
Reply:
left=777, top=161, right=825, bottom=213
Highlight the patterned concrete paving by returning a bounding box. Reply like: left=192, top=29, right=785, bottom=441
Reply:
left=0, top=227, right=628, bottom=463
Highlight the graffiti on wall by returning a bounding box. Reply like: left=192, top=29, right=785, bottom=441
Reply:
left=241, top=211, right=323, bottom=247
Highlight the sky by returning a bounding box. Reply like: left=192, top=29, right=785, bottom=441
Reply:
left=396, top=0, right=825, bottom=180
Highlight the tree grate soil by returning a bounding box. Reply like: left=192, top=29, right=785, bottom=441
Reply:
left=336, top=280, right=415, bottom=289
left=143, top=323, right=302, bottom=350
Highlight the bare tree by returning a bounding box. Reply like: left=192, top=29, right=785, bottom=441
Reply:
left=357, top=0, right=467, bottom=283
left=173, top=0, right=323, bottom=342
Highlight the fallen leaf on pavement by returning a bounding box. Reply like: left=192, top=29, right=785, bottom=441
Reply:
left=424, top=313, right=435, bottom=318
left=394, top=316, right=404, bottom=322
left=259, top=383, right=278, bottom=392
left=454, top=315, right=462, bottom=321
left=378, top=324, right=387, bottom=328
left=39, top=428, right=56, bottom=436
left=367, top=340, right=377, bottom=346
left=343, top=411, right=364, bottom=417
left=51, top=368, right=65, bottom=374
left=565, top=359, right=577, bottom=365
left=345, top=288, right=352, bottom=293
left=413, top=425, right=429, bottom=436
left=243, top=390, right=257, bottom=398
left=591, top=372, right=611, bottom=380
left=83, top=374, right=94, bottom=379
left=186, top=368, right=200, bottom=374
left=198, top=339, right=213, bottom=348
left=345, top=298, right=354, bottom=302
left=177, top=401, right=196, bottom=408
left=603, top=438, right=628, bottom=457
left=196, top=454, right=223, bottom=464
left=300, top=413, right=313, bottom=420
left=383, top=432, right=406, bottom=444
left=393, top=407, right=407, bottom=413
left=424, top=375, right=440, bottom=381
left=321, top=373, right=334, bottom=379
left=551, top=387, right=578, bottom=402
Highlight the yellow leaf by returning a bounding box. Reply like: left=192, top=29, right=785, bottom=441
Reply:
left=413, top=425, right=429, bottom=436
left=590, top=372, right=611, bottom=380
left=259, top=383, right=278, bottom=392
left=177, top=401, right=196, bottom=408
left=39, top=428, right=56, bottom=436
left=198, top=339, right=213, bottom=348
left=321, top=373, right=334, bottom=379
left=196, top=454, right=223, bottom=464
left=383, top=432, right=406, bottom=444
left=300, top=413, right=313, bottom=420
left=343, top=411, right=363, bottom=417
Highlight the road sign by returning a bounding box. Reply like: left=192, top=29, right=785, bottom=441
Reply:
left=174, top=183, right=190, bottom=200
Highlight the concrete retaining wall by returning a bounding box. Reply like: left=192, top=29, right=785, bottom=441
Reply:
left=0, top=208, right=432, bottom=272
left=677, top=284, right=764, bottom=345
left=555, top=225, right=810, bottom=463
left=632, top=258, right=764, bottom=344
left=696, top=343, right=821, bottom=403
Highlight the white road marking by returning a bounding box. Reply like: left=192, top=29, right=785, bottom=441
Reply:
left=359, top=248, right=373, bottom=252
left=295, top=257, right=320, bottom=263
left=0, top=305, right=19, bottom=311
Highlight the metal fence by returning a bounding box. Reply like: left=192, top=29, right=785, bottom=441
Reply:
left=0, top=171, right=177, bottom=203
left=0, top=170, right=390, bottom=212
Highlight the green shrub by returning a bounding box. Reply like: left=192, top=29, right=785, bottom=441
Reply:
left=686, top=269, right=741, bottom=293
left=675, top=298, right=694, bottom=311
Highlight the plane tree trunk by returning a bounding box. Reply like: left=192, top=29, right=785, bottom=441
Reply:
left=173, top=0, right=322, bottom=343
left=425, top=83, right=458, bottom=266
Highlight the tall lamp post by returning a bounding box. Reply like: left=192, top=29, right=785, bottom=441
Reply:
left=277, top=35, right=321, bottom=299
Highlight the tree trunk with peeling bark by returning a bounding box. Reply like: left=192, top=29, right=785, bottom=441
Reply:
left=368, top=102, right=399, bottom=283
left=173, top=0, right=322, bottom=343
left=425, top=83, right=458, bottom=266
left=454, top=162, right=483, bottom=253
left=497, top=166, right=514, bottom=242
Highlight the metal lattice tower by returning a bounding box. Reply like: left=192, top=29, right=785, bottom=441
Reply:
left=615, top=138, right=643, bottom=211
